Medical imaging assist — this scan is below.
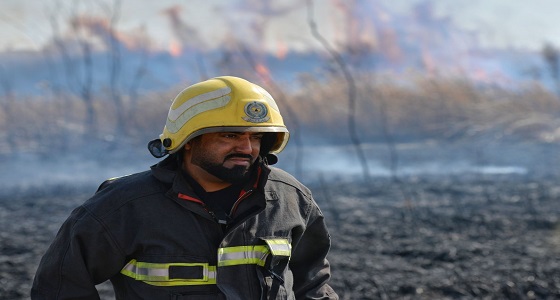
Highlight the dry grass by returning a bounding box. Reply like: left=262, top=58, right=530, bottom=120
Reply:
left=292, top=73, right=560, bottom=143
left=1, top=73, right=560, bottom=154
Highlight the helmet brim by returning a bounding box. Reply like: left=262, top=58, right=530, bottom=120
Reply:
left=168, top=126, right=289, bottom=155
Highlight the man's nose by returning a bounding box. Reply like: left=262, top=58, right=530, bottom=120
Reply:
left=234, top=135, right=254, bottom=153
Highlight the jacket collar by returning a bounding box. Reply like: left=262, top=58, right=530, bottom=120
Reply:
left=150, top=155, right=180, bottom=185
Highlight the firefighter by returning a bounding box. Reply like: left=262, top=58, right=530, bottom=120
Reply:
left=31, top=76, right=338, bottom=299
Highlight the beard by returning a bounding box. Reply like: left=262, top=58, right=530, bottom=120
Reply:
left=191, top=152, right=254, bottom=184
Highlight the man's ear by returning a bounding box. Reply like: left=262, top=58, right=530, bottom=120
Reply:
left=259, top=133, right=277, bottom=157
left=184, top=135, right=201, bottom=152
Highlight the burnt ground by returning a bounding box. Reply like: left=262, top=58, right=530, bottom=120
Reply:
left=319, top=176, right=560, bottom=299
left=1, top=174, right=560, bottom=299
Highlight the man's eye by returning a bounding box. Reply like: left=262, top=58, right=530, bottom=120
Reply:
left=218, top=133, right=236, bottom=139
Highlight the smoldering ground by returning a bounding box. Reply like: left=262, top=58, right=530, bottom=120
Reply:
left=1, top=141, right=560, bottom=299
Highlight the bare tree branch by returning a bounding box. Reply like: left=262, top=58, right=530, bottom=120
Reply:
left=542, top=42, right=560, bottom=99
left=105, top=0, right=128, bottom=136
left=306, top=0, right=371, bottom=182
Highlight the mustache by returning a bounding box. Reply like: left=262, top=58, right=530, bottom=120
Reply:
left=224, top=154, right=254, bottom=161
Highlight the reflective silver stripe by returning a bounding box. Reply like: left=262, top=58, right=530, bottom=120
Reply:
left=120, top=260, right=216, bottom=286
left=254, top=85, right=280, bottom=112
left=121, top=241, right=292, bottom=286
left=167, top=86, right=232, bottom=121
left=122, top=260, right=170, bottom=279
left=166, top=95, right=231, bottom=133
left=218, top=245, right=270, bottom=267
left=263, top=239, right=292, bottom=257
left=166, top=94, right=231, bottom=133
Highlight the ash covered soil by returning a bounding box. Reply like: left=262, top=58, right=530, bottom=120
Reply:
left=1, top=175, right=560, bottom=299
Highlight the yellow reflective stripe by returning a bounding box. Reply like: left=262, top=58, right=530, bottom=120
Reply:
left=120, top=241, right=292, bottom=286
left=263, top=239, right=292, bottom=257
left=141, top=277, right=215, bottom=287
left=120, top=260, right=216, bottom=286
left=217, top=245, right=270, bottom=267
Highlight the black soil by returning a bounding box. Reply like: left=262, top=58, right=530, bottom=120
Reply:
left=1, top=176, right=559, bottom=299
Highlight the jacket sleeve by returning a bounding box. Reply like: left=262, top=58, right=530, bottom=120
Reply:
left=31, top=205, right=125, bottom=300
left=290, top=201, right=338, bottom=300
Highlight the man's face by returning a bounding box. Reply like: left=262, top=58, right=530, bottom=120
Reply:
left=185, top=132, right=263, bottom=183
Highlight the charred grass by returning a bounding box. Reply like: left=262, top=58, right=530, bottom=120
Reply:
left=1, top=175, right=560, bottom=299
left=317, top=176, right=560, bottom=299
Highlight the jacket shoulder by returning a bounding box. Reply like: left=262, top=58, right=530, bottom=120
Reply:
left=83, top=170, right=167, bottom=217
left=266, top=167, right=312, bottom=198
left=96, top=170, right=157, bottom=192
left=265, top=167, right=326, bottom=224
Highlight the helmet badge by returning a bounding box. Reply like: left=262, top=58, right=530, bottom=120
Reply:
left=243, top=101, right=270, bottom=123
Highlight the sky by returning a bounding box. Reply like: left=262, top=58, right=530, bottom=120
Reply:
left=1, top=0, right=560, bottom=53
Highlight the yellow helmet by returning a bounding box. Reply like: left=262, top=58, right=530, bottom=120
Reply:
left=148, top=76, right=289, bottom=158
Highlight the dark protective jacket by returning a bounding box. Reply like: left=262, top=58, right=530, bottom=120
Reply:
left=31, top=156, right=338, bottom=299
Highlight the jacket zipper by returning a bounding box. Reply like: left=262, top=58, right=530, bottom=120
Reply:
left=230, top=189, right=253, bottom=217
left=177, top=193, right=223, bottom=224
left=178, top=191, right=254, bottom=228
